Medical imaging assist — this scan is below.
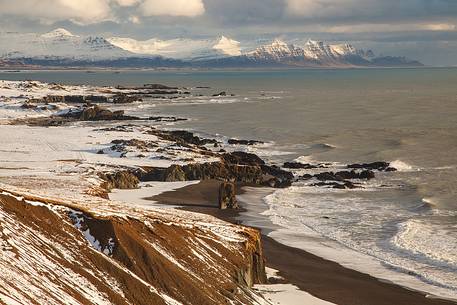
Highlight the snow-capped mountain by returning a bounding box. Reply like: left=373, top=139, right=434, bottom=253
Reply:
left=247, top=39, right=305, bottom=61
left=245, top=39, right=379, bottom=66
left=107, top=35, right=242, bottom=61
left=0, top=28, right=133, bottom=61
left=0, top=28, right=422, bottom=67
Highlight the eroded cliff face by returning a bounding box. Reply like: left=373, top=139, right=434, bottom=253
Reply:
left=0, top=191, right=267, bottom=305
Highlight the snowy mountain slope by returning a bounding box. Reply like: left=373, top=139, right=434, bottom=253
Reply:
left=0, top=28, right=423, bottom=67
left=107, top=35, right=242, bottom=60
left=0, top=28, right=133, bottom=61
left=242, top=38, right=419, bottom=67
left=244, top=39, right=376, bottom=66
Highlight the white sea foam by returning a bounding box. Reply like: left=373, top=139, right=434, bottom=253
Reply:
left=390, top=160, right=415, bottom=172
left=392, top=219, right=457, bottom=267
left=261, top=185, right=457, bottom=300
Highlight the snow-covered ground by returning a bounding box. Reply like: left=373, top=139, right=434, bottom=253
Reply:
left=255, top=268, right=336, bottom=305
left=0, top=79, right=337, bottom=305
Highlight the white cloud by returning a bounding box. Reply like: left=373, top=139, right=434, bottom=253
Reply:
left=0, top=0, right=204, bottom=25
left=0, top=0, right=112, bottom=24
left=115, top=0, right=141, bottom=6
left=140, top=0, right=205, bottom=17
left=285, top=0, right=365, bottom=18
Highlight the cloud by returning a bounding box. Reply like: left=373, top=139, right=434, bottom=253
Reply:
left=115, top=0, right=141, bottom=6
left=140, top=0, right=205, bottom=17
left=0, top=0, right=112, bottom=24
left=284, top=0, right=457, bottom=23
left=0, top=0, right=205, bottom=25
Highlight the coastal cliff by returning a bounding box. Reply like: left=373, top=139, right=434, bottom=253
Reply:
left=0, top=190, right=267, bottom=304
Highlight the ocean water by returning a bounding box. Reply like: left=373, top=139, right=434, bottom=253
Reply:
left=2, top=68, right=457, bottom=298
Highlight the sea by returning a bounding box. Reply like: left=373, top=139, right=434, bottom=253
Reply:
left=2, top=68, right=457, bottom=299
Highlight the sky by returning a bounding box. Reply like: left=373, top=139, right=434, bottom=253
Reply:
left=0, top=0, right=456, bottom=65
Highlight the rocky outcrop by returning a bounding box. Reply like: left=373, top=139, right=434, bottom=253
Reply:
left=149, top=129, right=219, bottom=147
left=219, top=181, right=238, bottom=209
left=283, top=162, right=326, bottom=169
left=112, top=94, right=142, bottom=104
left=61, top=105, right=137, bottom=121
left=228, top=139, right=264, bottom=146
left=99, top=170, right=140, bottom=191
left=138, top=151, right=293, bottom=188
left=28, top=95, right=108, bottom=104
left=315, top=170, right=375, bottom=181
left=348, top=161, right=397, bottom=172
left=0, top=191, right=269, bottom=305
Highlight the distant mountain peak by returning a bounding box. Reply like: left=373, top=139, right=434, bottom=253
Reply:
left=271, top=38, right=288, bottom=46
left=0, top=30, right=423, bottom=68
left=42, top=28, right=76, bottom=39
left=213, top=36, right=241, bottom=56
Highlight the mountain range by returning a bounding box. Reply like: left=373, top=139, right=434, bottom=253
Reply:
left=0, top=28, right=423, bottom=68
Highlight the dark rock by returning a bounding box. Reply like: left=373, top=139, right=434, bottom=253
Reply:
left=283, top=162, right=320, bottom=169
left=143, top=84, right=178, bottom=90
left=21, top=102, right=37, bottom=109
left=99, top=171, right=139, bottom=191
left=148, top=90, right=179, bottom=95
left=110, top=139, right=158, bottom=152
left=348, top=161, right=396, bottom=172
left=139, top=151, right=293, bottom=189
left=315, top=170, right=375, bottom=181
left=155, top=130, right=218, bottom=146
left=335, top=170, right=375, bottom=180
left=147, top=116, right=187, bottom=123
left=228, top=139, right=264, bottom=146
left=60, top=105, right=137, bottom=121
left=212, top=91, right=227, bottom=97
left=113, top=94, right=141, bottom=104
left=312, top=181, right=358, bottom=189
left=219, top=182, right=238, bottom=209
left=222, top=151, right=265, bottom=166
left=64, top=95, right=85, bottom=103
left=85, top=95, right=109, bottom=103
left=315, top=172, right=341, bottom=181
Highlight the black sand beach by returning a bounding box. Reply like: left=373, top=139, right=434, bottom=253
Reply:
left=156, top=181, right=457, bottom=305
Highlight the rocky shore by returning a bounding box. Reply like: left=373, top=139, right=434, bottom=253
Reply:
left=0, top=79, right=454, bottom=305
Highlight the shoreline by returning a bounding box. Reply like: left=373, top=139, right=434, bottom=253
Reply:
left=164, top=182, right=457, bottom=305
left=1, top=77, right=457, bottom=304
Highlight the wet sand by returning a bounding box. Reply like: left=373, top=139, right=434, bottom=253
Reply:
left=155, top=181, right=457, bottom=305
left=151, top=179, right=221, bottom=207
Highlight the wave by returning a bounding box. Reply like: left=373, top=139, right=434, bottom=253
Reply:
left=390, top=160, right=414, bottom=172
left=261, top=186, right=457, bottom=299
left=392, top=219, right=457, bottom=269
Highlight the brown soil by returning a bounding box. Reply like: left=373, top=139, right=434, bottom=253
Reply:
left=0, top=191, right=267, bottom=305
